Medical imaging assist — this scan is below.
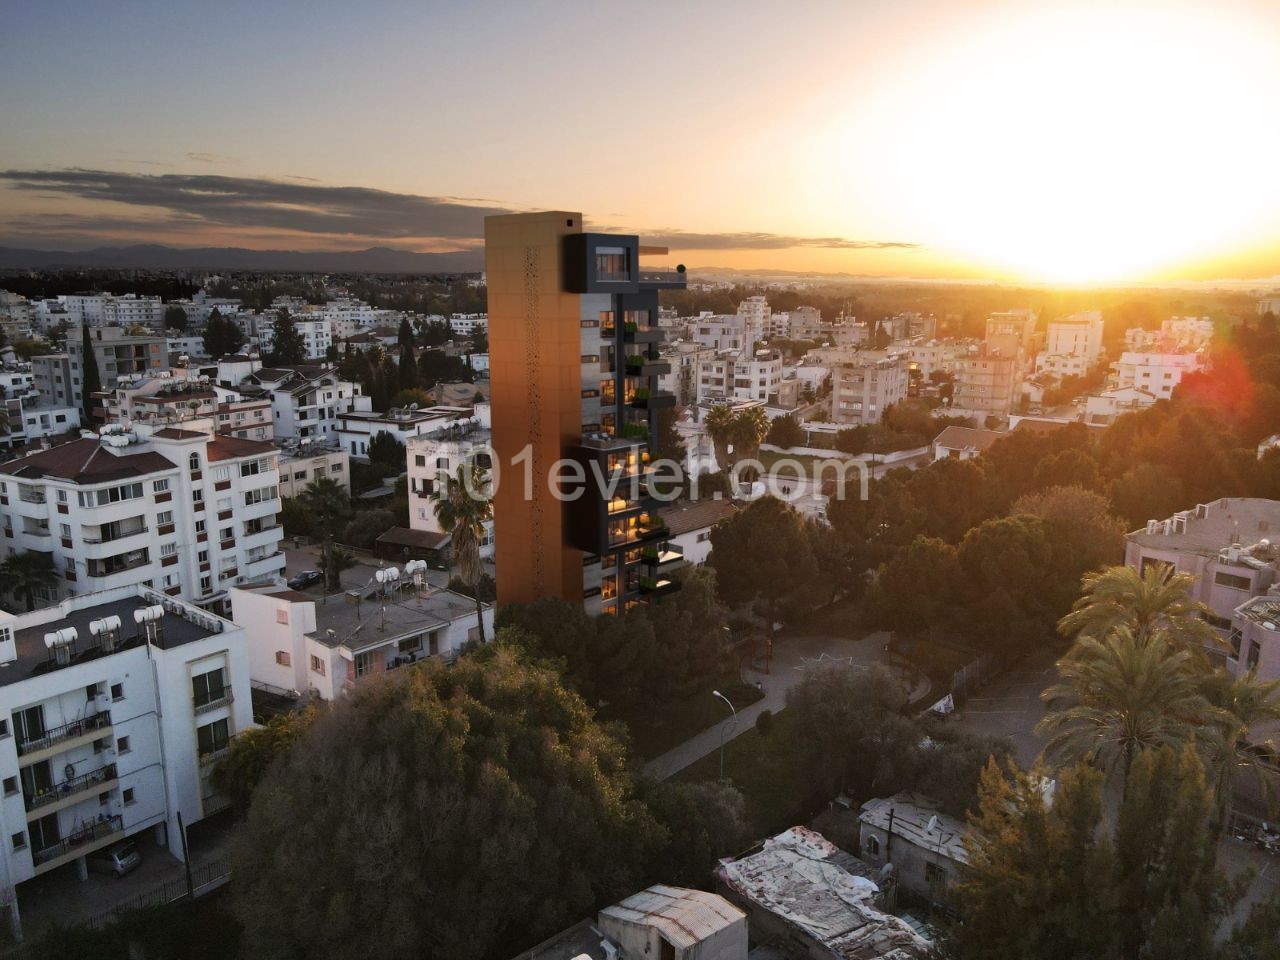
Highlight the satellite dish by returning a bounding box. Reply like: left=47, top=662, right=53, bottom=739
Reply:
left=926, top=815, right=939, bottom=834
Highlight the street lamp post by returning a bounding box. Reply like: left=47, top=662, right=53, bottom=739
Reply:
left=713, top=690, right=738, bottom=782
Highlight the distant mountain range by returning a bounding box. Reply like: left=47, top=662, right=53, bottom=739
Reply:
left=0, top=243, right=484, bottom=274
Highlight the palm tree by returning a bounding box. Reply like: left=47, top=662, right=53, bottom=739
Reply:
left=1037, top=626, right=1224, bottom=788
left=732, top=406, right=771, bottom=468
left=317, top=545, right=357, bottom=595
left=1058, top=563, right=1220, bottom=652
left=300, top=476, right=351, bottom=593
left=703, top=404, right=735, bottom=472
left=0, top=551, right=59, bottom=612
left=432, top=464, right=492, bottom=643
left=1200, top=667, right=1280, bottom=826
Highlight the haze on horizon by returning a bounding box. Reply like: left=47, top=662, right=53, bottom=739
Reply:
left=2, top=0, right=1279, bottom=285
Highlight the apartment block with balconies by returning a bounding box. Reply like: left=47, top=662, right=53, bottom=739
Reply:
left=0, top=422, right=286, bottom=617
left=486, top=212, right=684, bottom=614
left=0, top=585, right=252, bottom=940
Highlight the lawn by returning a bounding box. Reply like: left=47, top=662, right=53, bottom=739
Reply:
left=754, top=448, right=863, bottom=480
left=674, top=710, right=815, bottom=837
left=613, top=674, right=763, bottom=761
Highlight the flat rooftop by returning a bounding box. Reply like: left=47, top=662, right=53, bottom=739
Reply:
left=1127, top=498, right=1280, bottom=557
left=1235, top=596, right=1280, bottom=630
left=3, top=594, right=222, bottom=687
left=308, top=586, right=483, bottom=651
left=858, top=794, right=969, bottom=863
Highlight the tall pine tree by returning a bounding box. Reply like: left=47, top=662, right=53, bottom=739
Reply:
left=269, top=308, right=307, bottom=366
left=397, top=316, right=417, bottom=390
left=79, top=325, right=101, bottom=425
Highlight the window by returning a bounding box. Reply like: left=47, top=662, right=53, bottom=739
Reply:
left=220, top=526, right=233, bottom=540
left=111, top=682, right=124, bottom=701
left=99, top=792, right=110, bottom=806
left=161, top=542, right=177, bottom=557
left=157, top=510, right=173, bottom=525
left=1248, top=640, right=1261, bottom=670
left=192, top=489, right=203, bottom=504
left=188, top=453, right=200, bottom=471
left=865, top=834, right=880, bottom=856
left=117, top=736, right=131, bottom=754
left=11, top=833, right=24, bottom=851
left=0, top=719, right=8, bottom=738
left=244, top=486, right=278, bottom=506
left=1214, top=571, right=1252, bottom=591
left=153, top=479, right=170, bottom=493
left=275, top=651, right=291, bottom=666
left=2, top=777, right=15, bottom=797
left=197, top=550, right=209, bottom=564
left=330, top=463, right=342, bottom=473
left=925, top=861, right=947, bottom=885
left=192, top=667, right=226, bottom=708
left=310, top=654, right=326, bottom=675
left=197, top=718, right=230, bottom=756
left=56, top=490, right=67, bottom=504
left=123, top=788, right=135, bottom=805
left=415, top=455, right=426, bottom=467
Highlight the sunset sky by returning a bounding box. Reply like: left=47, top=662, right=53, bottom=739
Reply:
left=3, top=0, right=1279, bottom=283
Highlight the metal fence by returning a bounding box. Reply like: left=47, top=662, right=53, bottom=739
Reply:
left=80, top=857, right=231, bottom=930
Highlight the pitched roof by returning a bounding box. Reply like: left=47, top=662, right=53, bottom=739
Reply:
left=1012, top=417, right=1074, bottom=434
left=0, top=438, right=175, bottom=483
left=659, top=498, right=738, bottom=537
left=932, top=424, right=1002, bottom=453
left=599, top=886, right=744, bottom=949
left=152, top=427, right=206, bottom=440
left=206, top=435, right=277, bottom=462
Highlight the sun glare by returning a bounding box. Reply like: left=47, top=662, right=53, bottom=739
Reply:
left=828, top=3, right=1280, bottom=284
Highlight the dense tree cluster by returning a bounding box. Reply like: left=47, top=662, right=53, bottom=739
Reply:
left=493, top=566, right=730, bottom=711
left=228, top=649, right=748, bottom=960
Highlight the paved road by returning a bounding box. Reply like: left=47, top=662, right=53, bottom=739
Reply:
left=643, top=630, right=929, bottom=781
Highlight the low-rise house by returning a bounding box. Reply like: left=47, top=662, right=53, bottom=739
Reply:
left=510, top=886, right=746, bottom=960
left=932, top=424, right=1002, bottom=461
left=1083, top=385, right=1159, bottom=425
left=276, top=437, right=350, bottom=496
left=716, top=826, right=929, bottom=960
left=0, top=585, right=252, bottom=939
left=239, top=365, right=367, bottom=442
left=230, top=578, right=492, bottom=701
left=337, top=405, right=473, bottom=460
left=658, top=499, right=737, bottom=566
left=858, top=794, right=969, bottom=905
left=406, top=411, right=492, bottom=557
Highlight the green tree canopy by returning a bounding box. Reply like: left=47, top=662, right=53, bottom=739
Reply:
left=268, top=308, right=307, bottom=366
left=708, top=495, right=816, bottom=632
left=233, top=650, right=660, bottom=960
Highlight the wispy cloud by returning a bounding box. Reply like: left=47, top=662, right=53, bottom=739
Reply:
left=639, top=229, right=918, bottom=251
left=0, top=168, right=918, bottom=252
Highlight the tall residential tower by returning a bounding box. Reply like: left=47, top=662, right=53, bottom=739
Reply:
left=486, top=212, right=685, bottom=614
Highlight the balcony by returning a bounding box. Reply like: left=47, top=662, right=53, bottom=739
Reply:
left=26, top=764, right=118, bottom=817
left=199, top=745, right=231, bottom=769
left=635, top=513, right=669, bottom=543
left=641, top=543, right=684, bottom=570
left=627, top=388, right=676, bottom=411
left=193, top=686, right=234, bottom=716
left=86, top=551, right=150, bottom=579
left=624, top=356, right=671, bottom=378
left=32, top=815, right=124, bottom=876
left=82, top=522, right=149, bottom=545
left=637, top=268, right=687, bottom=290
left=17, top=490, right=46, bottom=505
left=17, top=711, right=112, bottom=764
left=639, top=575, right=680, bottom=597
left=622, top=323, right=664, bottom=345
left=243, top=551, right=285, bottom=575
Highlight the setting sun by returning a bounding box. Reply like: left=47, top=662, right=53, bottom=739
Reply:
left=816, top=2, right=1280, bottom=283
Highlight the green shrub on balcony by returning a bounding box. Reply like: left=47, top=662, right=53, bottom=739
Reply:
left=632, top=387, right=650, bottom=401
left=625, top=354, right=645, bottom=371
left=619, top=422, right=649, bottom=439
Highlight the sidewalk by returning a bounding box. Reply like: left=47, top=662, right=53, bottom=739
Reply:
left=643, top=630, right=927, bottom=781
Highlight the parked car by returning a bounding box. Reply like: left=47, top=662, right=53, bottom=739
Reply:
left=89, top=841, right=141, bottom=879
left=287, top=570, right=323, bottom=590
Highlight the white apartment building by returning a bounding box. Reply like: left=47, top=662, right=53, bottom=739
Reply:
left=1113, top=350, right=1206, bottom=400
left=952, top=351, right=1018, bottom=418
left=257, top=316, right=332, bottom=361
left=829, top=352, right=909, bottom=425
left=905, top=341, right=968, bottom=380
left=3, top=400, right=80, bottom=449
left=696, top=350, right=782, bottom=405
left=277, top=438, right=350, bottom=497
left=0, top=585, right=252, bottom=938
left=657, top=342, right=715, bottom=406
left=1257, top=297, right=1280, bottom=316
left=406, top=413, right=493, bottom=557
left=447, top=313, right=488, bottom=337
left=0, top=422, right=286, bottom=616
left=737, top=296, right=772, bottom=337
left=230, top=580, right=492, bottom=701
left=337, top=405, right=474, bottom=460
left=789, top=306, right=823, bottom=341
left=0, top=293, right=34, bottom=328
left=1035, top=310, right=1104, bottom=377
left=51, top=295, right=164, bottom=329
left=691, top=314, right=758, bottom=354
left=239, top=366, right=366, bottom=442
